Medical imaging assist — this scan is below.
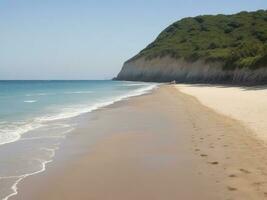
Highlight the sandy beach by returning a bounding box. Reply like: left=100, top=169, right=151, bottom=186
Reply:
left=10, top=85, right=267, bottom=200
left=176, top=84, right=267, bottom=142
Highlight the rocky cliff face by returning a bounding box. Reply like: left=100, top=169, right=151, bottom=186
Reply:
left=116, top=56, right=267, bottom=84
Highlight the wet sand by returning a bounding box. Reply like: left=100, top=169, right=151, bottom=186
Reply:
left=11, top=85, right=267, bottom=200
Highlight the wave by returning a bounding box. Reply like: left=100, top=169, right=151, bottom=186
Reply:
left=0, top=83, right=158, bottom=200
left=0, top=84, right=158, bottom=146
left=38, top=84, right=158, bottom=122
left=0, top=122, right=43, bottom=146
left=23, top=100, right=37, bottom=103
left=26, top=91, right=93, bottom=96
left=25, top=93, right=55, bottom=97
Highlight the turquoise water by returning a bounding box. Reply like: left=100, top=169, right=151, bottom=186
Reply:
left=0, top=80, right=157, bottom=200
left=0, top=80, right=157, bottom=145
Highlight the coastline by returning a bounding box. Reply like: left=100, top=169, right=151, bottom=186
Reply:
left=0, top=81, right=158, bottom=200
left=9, top=85, right=267, bottom=200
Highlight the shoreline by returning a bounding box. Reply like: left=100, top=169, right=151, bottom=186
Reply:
left=0, top=82, right=158, bottom=147
left=9, top=85, right=267, bottom=200
left=0, top=82, right=158, bottom=200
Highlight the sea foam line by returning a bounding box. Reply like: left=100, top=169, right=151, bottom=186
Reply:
left=1, top=157, right=53, bottom=200
left=0, top=84, right=158, bottom=147
left=23, top=100, right=37, bottom=103
left=1, top=127, right=74, bottom=200
left=26, top=93, right=56, bottom=97
left=0, top=123, right=44, bottom=146
left=0, top=84, right=158, bottom=200
left=37, top=84, right=159, bottom=122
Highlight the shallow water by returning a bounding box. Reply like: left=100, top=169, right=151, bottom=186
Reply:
left=0, top=80, right=158, bottom=200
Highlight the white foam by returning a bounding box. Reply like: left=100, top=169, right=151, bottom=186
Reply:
left=25, top=93, right=55, bottom=97
left=0, top=84, right=158, bottom=147
left=37, top=84, right=158, bottom=122
left=0, top=123, right=43, bottom=145
left=1, top=149, right=55, bottom=200
left=0, top=83, right=158, bottom=200
left=1, top=127, right=74, bottom=200
left=23, top=100, right=37, bottom=103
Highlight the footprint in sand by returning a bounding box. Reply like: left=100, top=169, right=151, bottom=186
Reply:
left=200, top=154, right=208, bottom=157
left=209, top=161, right=219, bottom=165
left=228, top=174, right=237, bottom=178
left=240, top=168, right=251, bottom=174
left=227, top=186, right=237, bottom=191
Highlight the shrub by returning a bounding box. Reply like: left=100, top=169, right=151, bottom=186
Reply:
left=131, top=10, right=267, bottom=70
left=208, top=42, right=219, bottom=49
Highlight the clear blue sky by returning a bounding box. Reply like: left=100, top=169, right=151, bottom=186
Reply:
left=1, top=0, right=266, bottom=80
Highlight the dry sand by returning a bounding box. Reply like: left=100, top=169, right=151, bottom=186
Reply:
left=176, top=84, right=267, bottom=142
left=11, top=85, right=267, bottom=200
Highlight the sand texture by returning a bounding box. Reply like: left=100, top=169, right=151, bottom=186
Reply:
left=11, top=86, right=267, bottom=200
left=176, top=84, right=267, bottom=142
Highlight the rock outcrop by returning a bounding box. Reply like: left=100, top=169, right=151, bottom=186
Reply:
left=116, top=56, right=267, bottom=84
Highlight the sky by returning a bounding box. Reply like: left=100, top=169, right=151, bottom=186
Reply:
left=0, top=0, right=267, bottom=80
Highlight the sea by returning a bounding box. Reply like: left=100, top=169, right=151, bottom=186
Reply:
left=0, top=80, right=158, bottom=200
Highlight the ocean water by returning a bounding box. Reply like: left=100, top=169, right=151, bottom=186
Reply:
left=0, top=80, right=158, bottom=200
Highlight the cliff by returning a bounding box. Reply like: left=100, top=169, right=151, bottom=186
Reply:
left=116, top=56, right=267, bottom=84
left=116, top=10, right=267, bottom=84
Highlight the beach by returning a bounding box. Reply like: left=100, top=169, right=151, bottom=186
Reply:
left=176, top=84, right=267, bottom=142
left=9, top=85, right=267, bottom=200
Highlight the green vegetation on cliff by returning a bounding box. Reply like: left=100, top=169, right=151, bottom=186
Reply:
left=131, top=10, right=267, bottom=70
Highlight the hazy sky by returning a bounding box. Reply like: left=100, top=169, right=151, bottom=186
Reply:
left=1, top=0, right=267, bottom=80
